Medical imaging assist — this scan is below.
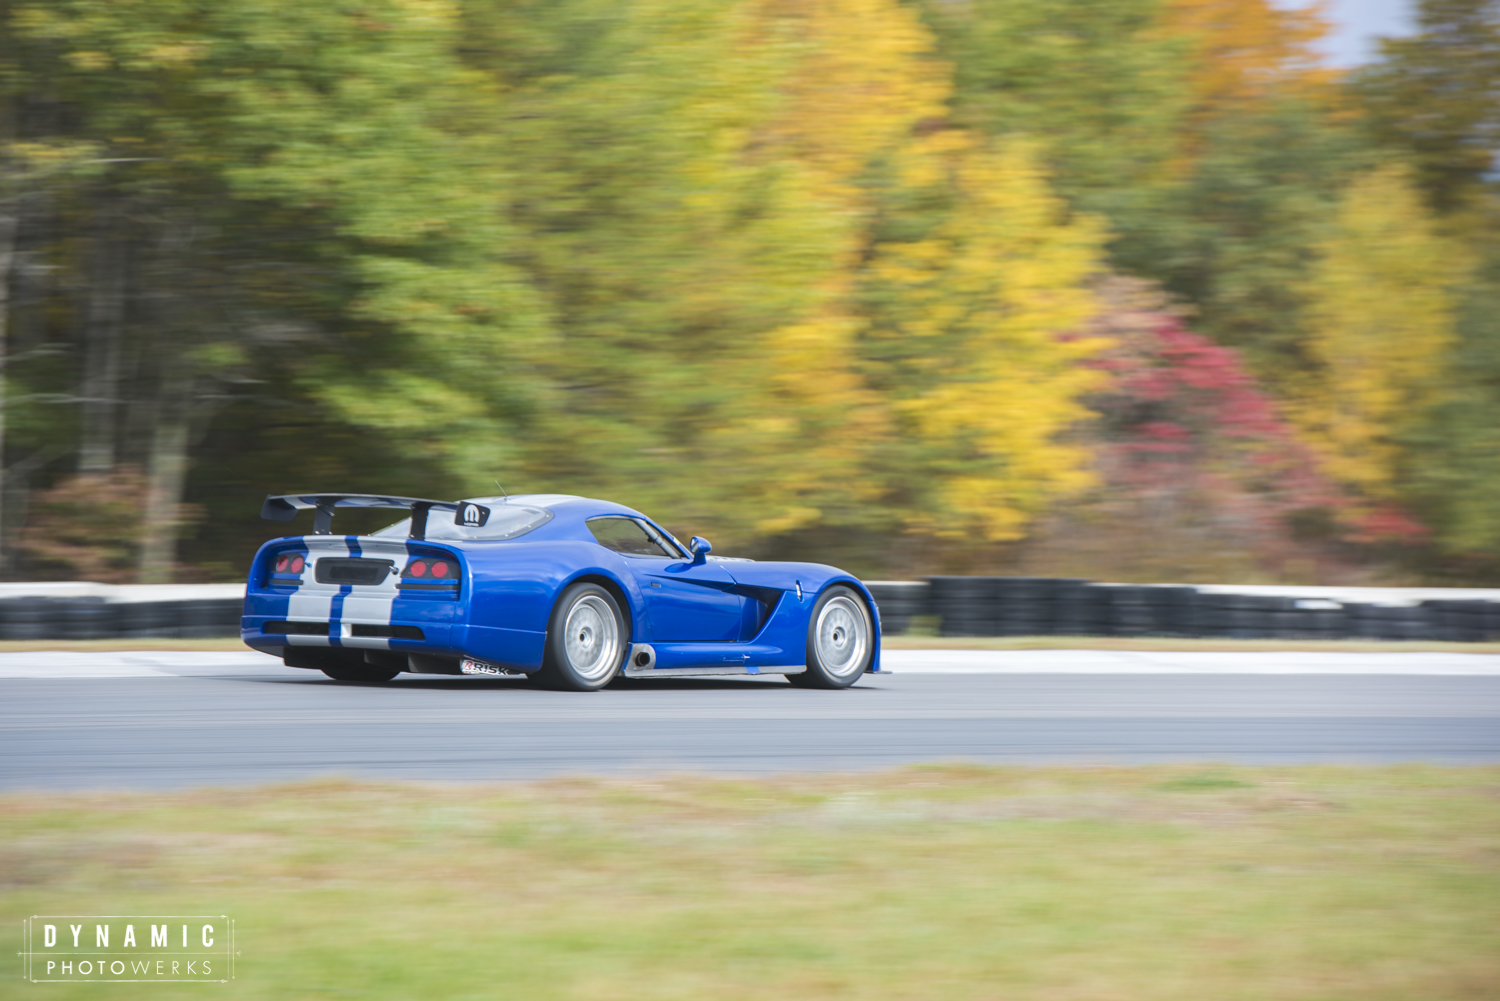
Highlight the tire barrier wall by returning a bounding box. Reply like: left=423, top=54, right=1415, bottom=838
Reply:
left=0, top=581, right=1495, bottom=642
left=0, top=585, right=245, bottom=640
left=866, top=580, right=1500, bottom=642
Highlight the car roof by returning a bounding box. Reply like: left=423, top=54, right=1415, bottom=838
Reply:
left=460, top=493, right=654, bottom=524
left=460, top=494, right=633, bottom=513
left=461, top=493, right=582, bottom=508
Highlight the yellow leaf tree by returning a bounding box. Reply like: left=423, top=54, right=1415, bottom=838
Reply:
left=862, top=136, right=1107, bottom=543
left=1295, top=166, right=1468, bottom=500
left=699, top=0, right=950, bottom=538
left=1165, top=0, right=1338, bottom=116
left=490, top=0, right=1107, bottom=556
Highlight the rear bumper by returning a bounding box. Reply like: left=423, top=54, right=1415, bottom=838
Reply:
left=242, top=609, right=548, bottom=674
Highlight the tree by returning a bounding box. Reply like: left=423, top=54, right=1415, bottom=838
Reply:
left=1116, top=97, right=1374, bottom=380
left=475, top=0, right=1108, bottom=558
left=1356, top=0, right=1500, bottom=222
left=1294, top=166, right=1468, bottom=509
left=1011, top=277, right=1380, bottom=583
left=7, top=0, right=546, bottom=578
left=1164, top=0, right=1338, bottom=123
left=481, top=0, right=947, bottom=542
left=912, top=0, right=1191, bottom=225
left=1400, top=241, right=1500, bottom=565
left=859, top=136, right=1106, bottom=543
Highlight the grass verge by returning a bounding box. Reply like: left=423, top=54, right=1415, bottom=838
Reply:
left=4, top=766, right=1497, bottom=999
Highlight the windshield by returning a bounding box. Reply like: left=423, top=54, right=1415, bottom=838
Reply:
left=372, top=503, right=553, bottom=541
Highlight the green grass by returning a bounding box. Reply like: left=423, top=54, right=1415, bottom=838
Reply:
left=4, top=766, right=1499, bottom=999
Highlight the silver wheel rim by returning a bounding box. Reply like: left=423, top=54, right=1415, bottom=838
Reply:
left=814, top=595, right=869, bottom=678
left=563, top=594, right=621, bottom=683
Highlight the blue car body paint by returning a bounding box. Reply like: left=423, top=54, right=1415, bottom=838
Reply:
left=242, top=494, right=882, bottom=675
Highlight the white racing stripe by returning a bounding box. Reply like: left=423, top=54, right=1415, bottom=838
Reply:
left=283, top=535, right=348, bottom=647
left=282, top=537, right=405, bottom=648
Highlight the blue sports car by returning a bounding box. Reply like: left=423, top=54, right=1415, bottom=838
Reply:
left=242, top=493, right=882, bottom=690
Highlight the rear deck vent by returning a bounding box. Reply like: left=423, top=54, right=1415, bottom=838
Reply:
left=351, top=623, right=425, bottom=640
left=262, top=621, right=425, bottom=640
left=262, top=621, right=328, bottom=636
left=314, top=558, right=396, bottom=586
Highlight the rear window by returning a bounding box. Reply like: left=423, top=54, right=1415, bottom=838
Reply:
left=373, top=503, right=553, bottom=541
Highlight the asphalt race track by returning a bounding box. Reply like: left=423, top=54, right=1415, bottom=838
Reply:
left=3, top=650, right=1500, bottom=790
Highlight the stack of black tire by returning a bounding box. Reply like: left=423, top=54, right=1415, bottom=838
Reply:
left=886, top=578, right=1500, bottom=641
left=927, top=577, right=996, bottom=637
left=862, top=582, right=929, bottom=635
left=1096, top=585, right=1199, bottom=637
left=1342, top=602, right=1427, bottom=641
left=0, top=597, right=114, bottom=640
left=0, top=596, right=242, bottom=640
left=993, top=578, right=1070, bottom=635
left=1191, top=592, right=1292, bottom=639
left=922, top=577, right=1083, bottom=636
left=1053, top=579, right=1105, bottom=635
left=1423, top=599, right=1500, bottom=642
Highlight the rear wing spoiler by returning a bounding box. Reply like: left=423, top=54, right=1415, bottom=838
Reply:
left=261, top=494, right=491, bottom=540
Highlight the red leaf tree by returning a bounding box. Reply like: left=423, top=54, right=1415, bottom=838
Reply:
left=1023, top=278, right=1425, bottom=582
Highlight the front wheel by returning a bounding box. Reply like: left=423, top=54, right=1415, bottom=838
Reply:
left=533, top=582, right=627, bottom=691
left=789, top=585, right=874, bottom=689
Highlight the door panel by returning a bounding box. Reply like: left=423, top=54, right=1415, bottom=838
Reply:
left=627, top=558, right=744, bottom=643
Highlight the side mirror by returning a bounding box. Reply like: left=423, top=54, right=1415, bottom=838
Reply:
left=688, top=536, right=712, bottom=564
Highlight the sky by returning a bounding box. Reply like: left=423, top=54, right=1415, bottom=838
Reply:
left=1277, top=0, right=1417, bottom=66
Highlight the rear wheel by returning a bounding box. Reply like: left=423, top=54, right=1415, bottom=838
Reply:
left=533, top=583, right=626, bottom=691
left=789, top=585, right=873, bottom=689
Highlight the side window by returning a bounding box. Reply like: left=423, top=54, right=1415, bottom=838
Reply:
left=587, top=517, right=672, bottom=557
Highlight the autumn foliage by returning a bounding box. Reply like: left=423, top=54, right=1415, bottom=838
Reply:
left=1, top=0, right=1494, bottom=582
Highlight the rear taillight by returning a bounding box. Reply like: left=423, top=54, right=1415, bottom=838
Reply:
left=399, top=557, right=458, bottom=588
left=268, top=551, right=306, bottom=586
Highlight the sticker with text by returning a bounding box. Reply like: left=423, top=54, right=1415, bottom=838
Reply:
left=20, top=916, right=234, bottom=983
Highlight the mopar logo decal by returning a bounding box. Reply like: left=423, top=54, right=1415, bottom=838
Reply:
left=455, top=503, right=490, bottom=528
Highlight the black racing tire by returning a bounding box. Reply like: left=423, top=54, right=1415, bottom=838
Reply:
left=320, top=664, right=401, bottom=682
left=533, top=582, right=627, bottom=692
left=789, top=585, right=875, bottom=689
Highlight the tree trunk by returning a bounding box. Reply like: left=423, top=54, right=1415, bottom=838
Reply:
left=0, top=208, right=16, bottom=572
left=137, top=395, right=191, bottom=584
left=79, top=197, right=126, bottom=475
left=138, top=335, right=194, bottom=584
